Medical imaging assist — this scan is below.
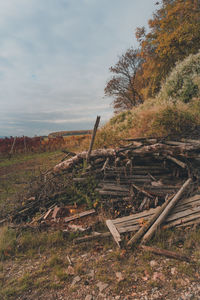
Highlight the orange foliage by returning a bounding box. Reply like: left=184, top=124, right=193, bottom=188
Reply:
left=136, top=0, right=200, bottom=98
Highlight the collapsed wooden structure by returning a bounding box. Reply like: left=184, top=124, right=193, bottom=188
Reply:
left=5, top=136, right=200, bottom=250
left=52, top=137, right=200, bottom=247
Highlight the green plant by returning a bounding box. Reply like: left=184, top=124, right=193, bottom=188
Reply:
left=0, top=226, right=17, bottom=261
left=158, top=51, right=200, bottom=103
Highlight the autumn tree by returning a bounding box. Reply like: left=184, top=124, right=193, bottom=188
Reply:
left=104, top=48, right=143, bottom=113
left=136, top=0, right=200, bottom=98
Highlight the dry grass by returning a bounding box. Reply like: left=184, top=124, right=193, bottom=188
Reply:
left=94, top=98, right=200, bottom=148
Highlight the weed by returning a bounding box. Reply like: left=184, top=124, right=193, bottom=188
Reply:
left=74, top=259, right=86, bottom=275
left=0, top=226, right=17, bottom=261
left=47, top=254, right=64, bottom=267
left=177, top=263, right=195, bottom=278
left=54, top=267, right=69, bottom=282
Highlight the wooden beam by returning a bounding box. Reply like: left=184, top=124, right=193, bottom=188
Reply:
left=141, top=178, right=192, bottom=244
left=64, top=209, right=96, bottom=223
left=140, top=245, right=190, bottom=262
left=166, top=155, right=187, bottom=169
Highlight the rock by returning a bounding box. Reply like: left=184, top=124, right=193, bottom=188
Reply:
left=171, top=267, right=177, bottom=275
left=152, top=272, right=165, bottom=281
left=116, top=272, right=123, bottom=282
left=85, top=295, right=93, bottom=300
left=88, top=269, right=95, bottom=279
left=96, top=282, right=108, bottom=292
left=71, top=275, right=81, bottom=286
left=150, top=260, right=158, bottom=268
left=68, top=224, right=86, bottom=232
left=67, top=265, right=75, bottom=275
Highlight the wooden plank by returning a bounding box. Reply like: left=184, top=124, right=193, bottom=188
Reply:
left=106, top=220, right=122, bottom=247
left=175, top=194, right=200, bottom=207
left=52, top=206, right=60, bottom=220
left=98, top=190, right=129, bottom=196
left=164, top=212, right=200, bottom=228
left=166, top=207, right=200, bottom=223
left=173, top=199, right=200, bottom=214
left=116, top=205, right=200, bottom=230
left=117, top=211, right=200, bottom=233
left=113, top=207, right=158, bottom=225
left=166, top=155, right=186, bottom=169
left=43, top=208, right=53, bottom=220
left=113, top=196, right=200, bottom=227
left=74, top=232, right=111, bottom=244
left=64, top=209, right=96, bottom=223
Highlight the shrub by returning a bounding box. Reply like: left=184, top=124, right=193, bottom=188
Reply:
left=158, top=51, right=200, bottom=103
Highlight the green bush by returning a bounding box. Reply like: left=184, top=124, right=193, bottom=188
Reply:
left=158, top=51, right=200, bottom=103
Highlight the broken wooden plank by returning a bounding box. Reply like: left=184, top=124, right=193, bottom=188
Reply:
left=74, top=231, right=111, bottom=244
left=64, top=209, right=96, bottom=223
left=141, top=178, right=192, bottom=244
left=106, top=219, right=122, bottom=247
left=140, top=245, right=190, bottom=262
left=97, top=190, right=129, bottom=197
left=166, top=155, right=187, bottom=169
left=52, top=206, right=60, bottom=221
left=132, top=183, right=154, bottom=198
left=43, top=208, right=53, bottom=220
left=101, top=157, right=110, bottom=172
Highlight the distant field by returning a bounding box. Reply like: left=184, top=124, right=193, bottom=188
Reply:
left=48, top=130, right=92, bottom=138
left=0, top=133, right=91, bottom=156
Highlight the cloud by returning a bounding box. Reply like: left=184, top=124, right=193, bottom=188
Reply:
left=0, top=0, right=156, bottom=136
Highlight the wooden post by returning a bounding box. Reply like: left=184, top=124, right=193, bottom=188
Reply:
left=141, top=178, right=192, bottom=244
left=24, top=136, right=27, bottom=153
left=9, top=136, right=16, bottom=158
left=86, top=116, right=101, bottom=163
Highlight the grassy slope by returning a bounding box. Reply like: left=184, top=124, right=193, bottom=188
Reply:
left=94, top=98, right=200, bottom=149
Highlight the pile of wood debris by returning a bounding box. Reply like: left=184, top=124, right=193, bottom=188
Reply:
left=3, top=135, right=200, bottom=258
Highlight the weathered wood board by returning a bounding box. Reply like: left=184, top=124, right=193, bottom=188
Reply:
left=106, top=194, right=200, bottom=240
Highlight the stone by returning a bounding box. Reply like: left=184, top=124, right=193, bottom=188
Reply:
left=67, top=265, right=75, bottom=275
left=171, top=267, right=177, bottom=275
left=96, top=282, right=108, bottom=292
left=85, top=295, right=93, bottom=300
left=71, top=275, right=81, bottom=286
left=152, top=272, right=165, bottom=281
left=116, top=272, right=123, bottom=282
left=150, top=260, right=158, bottom=268
left=88, top=269, right=95, bottom=279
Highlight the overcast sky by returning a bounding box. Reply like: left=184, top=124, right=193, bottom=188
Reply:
left=0, top=0, right=156, bottom=137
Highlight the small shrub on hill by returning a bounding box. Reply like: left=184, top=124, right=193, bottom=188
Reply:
left=158, top=51, right=200, bottom=103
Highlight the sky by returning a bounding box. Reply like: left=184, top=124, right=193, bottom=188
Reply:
left=0, top=0, right=157, bottom=137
